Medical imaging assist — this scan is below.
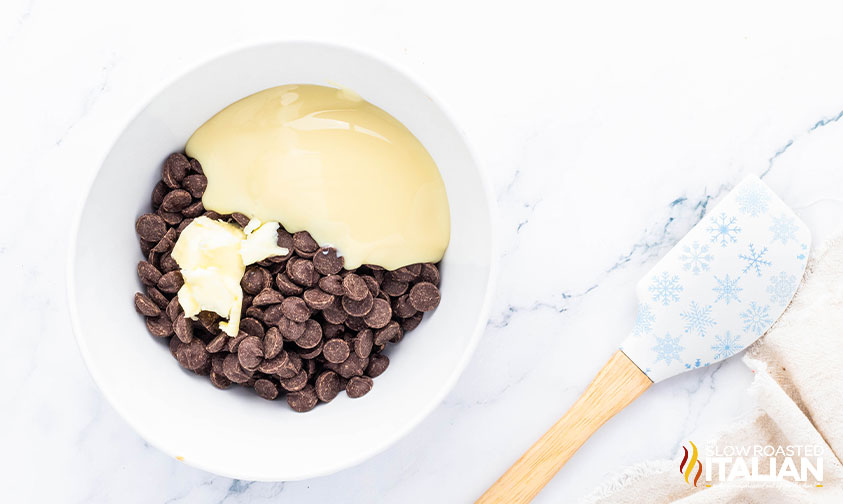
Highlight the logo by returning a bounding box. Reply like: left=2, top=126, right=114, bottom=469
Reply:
left=679, top=441, right=703, bottom=486
left=678, top=440, right=824, bottom=487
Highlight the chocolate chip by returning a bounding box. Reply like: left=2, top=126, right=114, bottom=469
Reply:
left=275, top=273, right=304, bottom=295
left=371, top=268, right=385, bottom=283
left=160, top=252, right=179, bottom=273
left=318, top=275, right=345, bottom=296
left=296, top=319, right=322, bottom=349
left=157, top=270, right=184, bottom=293
left=362, top=275, right=380, bottom=297
left=145, top=315, right=173, bottom=337
left=134, top=292, right=161, bottom=317
left=241, top=266, right=271, bottom=295
left=279, top=369, right=308, bottom=392
left=189, top=158, right=203, bottom=174
left=401, top=312, right=423, bottom=332
left=230, top=212, right=250, bottom=228
left=287, top=384, right=318, bottom=412
left=226, top=331, right=249, bottom=352
left=203, top=210, right=222, bottom=221
left=408, top=282, right=441, bottom=312
left=364, top=298, right=392, bottom=329
left=238, top=318, right=264, bottom=339
left=354, top=329, right=374, bottom=358
left=206, top=333, right=228, bottom=353
left=313, top=247, right=344, bottom=275
left=263, top=304, right=284, bottom=325
left=135, top=213, right=167, bottom=242
left=161, top=189, right=192, bottom=212
left=303, top=288, right=334, bottom=310
left=374, top=321, right=401, bottom=346
left=346, top=376, right=373, bottom=398
left=169, top=336, right=183, bottom=358
left=156, top=209, right=184, bottom=226
left=335, top=354, right=369, bottom=379
left=152, top=181, right=168, bottom=209
left=210, top=370, right=232, bottom=389
left=176, top=338, right=209, bottom=371
left=275, top=353, right=301, bottom=379
left=342, top=273, right=368, bottom=301
left=238, top=336, right=264, bottom=370
left=258, top=351, right=289, bottom=374
left=163, top=153, right=190, bottom=188
left=277, top=317, right=306, bottom=341
left=182, top=174, right=208, bottom=198
left=366, top=354, right=389, bottom=378
left=165, top=295, right=181, bottom=321
left=181, top=200, right=204, bottom=218
left=222, top=353, right=252, bottom=384
left=342, top=291, right=373, bottom=317
left=322, top=298, right=348, bottom=325
left=281, top=297, right=310, bottom=323
left=137, top=260, right=162, bottom=286
left=386, top=265, right=419, bottom=283
left=254, top=290, right=284, bottom=311
left=323, top=338, right=350, bottom=364
left=176, top=218, right=193, bottom=234
left=393, top=294, right=418, bottom=318
left=420, top=263, right=440, bottom=286
left=287, top=258, right=315, bottom=287
left=145, top=286, right=169, bottom=309
left=381, top=278, right=409, bottom=297
left=197, top=311, right=220, bottom=333
left=253, top=379, right=278, bottom=400
left=151, top=227, right=176, bottom=254
left=296, top=340, right=322, bottom=359
left=140, top=239, right=154, bottom=257
left=264, top=327, right=283, bottom=358
left=324, top=323, right=344, bottom=340
left=244, top=306, right=265, bottom=322
left=315, top=371, right=341, bottom=402
left=293, top=231, right=319, bottom=257
left=174, top=316, right=193, bottom=344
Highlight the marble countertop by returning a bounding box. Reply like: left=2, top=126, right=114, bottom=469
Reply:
left=4, top=1, right=843, bottom=502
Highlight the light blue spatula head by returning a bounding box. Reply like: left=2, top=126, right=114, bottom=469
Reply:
left=620, top=175, right=811, bottom=383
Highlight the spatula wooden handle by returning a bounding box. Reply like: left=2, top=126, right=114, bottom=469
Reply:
left=476, top=350, right=652, bottom=504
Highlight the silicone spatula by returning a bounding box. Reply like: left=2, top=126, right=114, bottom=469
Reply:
left=478, top=175, right=811, bottom=503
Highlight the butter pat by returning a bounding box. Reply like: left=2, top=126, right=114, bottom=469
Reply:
left=171, top=216, right=288, bottom=336
left=240, top=219, right=288, bottom=265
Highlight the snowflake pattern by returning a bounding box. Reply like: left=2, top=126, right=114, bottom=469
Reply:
left=684, top=359, right=710, bottom=369
left=648, top=272, right=683, bottom=306
left=632, top=303, right=655, bottom=336
left=797, top=243, right=808, bottom=261
left=739, top=243, right=771, bottom=277
left=712, top=274, right=742, bottom=304
left=652, top=333, right=685, bottom=365
left=767, top=271, right=797, bottom=305
left=739, top=302, right=772, bottom=336
left=679, top=241, right=714, bottom=275
left=711, top=331, right=744, bottom=360
left=707, top=212, right=741, bottom=247
left=680, top=301, right=716, bottom=337
left=736, top=183, right=770, bottom=217
left=620, top=176, right=809, bottom=383
left=769, top=213, right=798, bottom=245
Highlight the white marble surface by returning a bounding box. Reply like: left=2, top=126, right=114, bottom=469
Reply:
left=3, top=1, right=843, bottom=502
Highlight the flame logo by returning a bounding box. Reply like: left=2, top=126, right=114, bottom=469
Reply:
left=679, top=441, right=703, bottom=486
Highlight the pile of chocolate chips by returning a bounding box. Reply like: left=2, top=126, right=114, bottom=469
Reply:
left=133, top=153, right=442, bottom=412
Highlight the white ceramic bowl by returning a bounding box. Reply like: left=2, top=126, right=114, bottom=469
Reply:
left=67, top=41, right=496, bottom=481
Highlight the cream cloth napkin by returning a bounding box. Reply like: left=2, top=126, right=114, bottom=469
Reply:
left=582, top=233, right=843, bottom=503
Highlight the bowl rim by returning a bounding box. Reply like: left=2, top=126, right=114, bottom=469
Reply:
left=65, top=39, right=499, bottom=481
